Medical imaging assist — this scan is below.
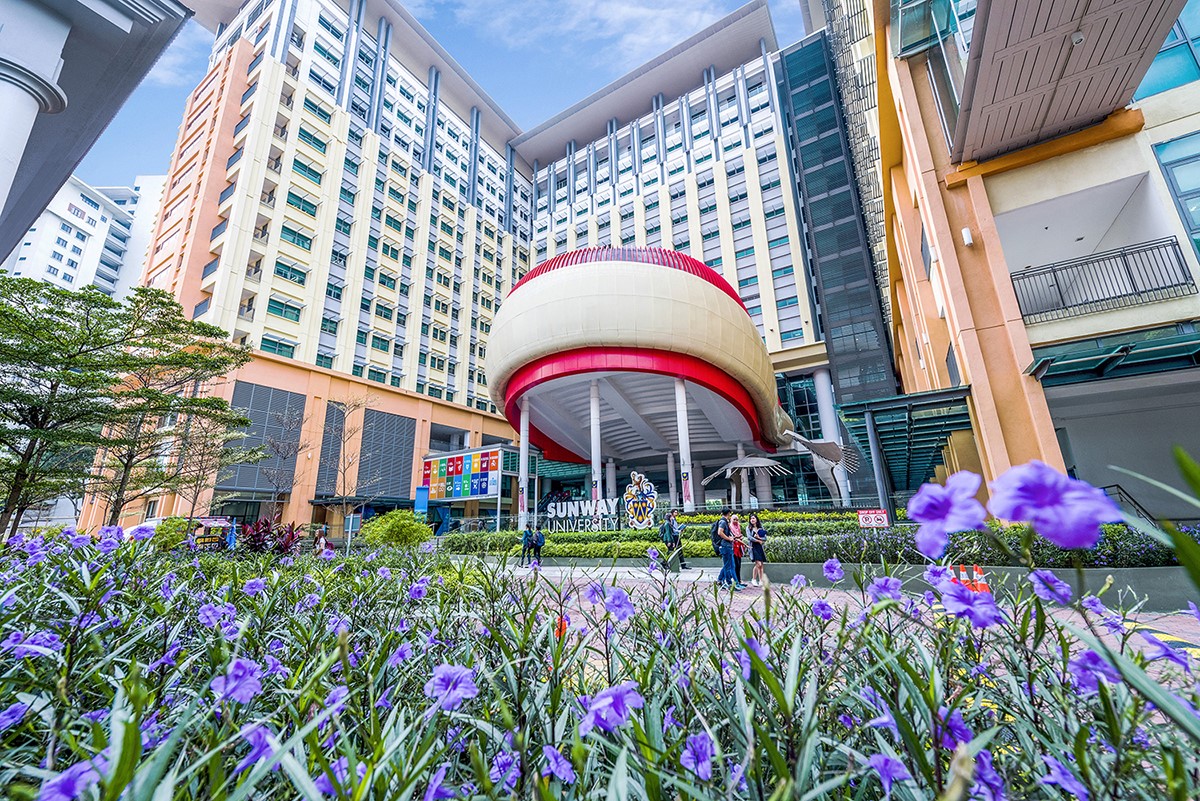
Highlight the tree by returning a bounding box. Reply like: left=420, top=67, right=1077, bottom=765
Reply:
left=321, top=394, right=382, bottom=541
left=170, top=410, right=264, bottom=533
left=0, top=278, right=250, bottom=536
left=259, top=404, right=310, bottom=522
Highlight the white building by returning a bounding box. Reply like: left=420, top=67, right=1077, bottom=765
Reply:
left=1, top=174, right=166, bottom=298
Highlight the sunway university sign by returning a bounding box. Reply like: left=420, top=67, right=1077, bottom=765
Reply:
left=545, top=471, right=659, bottom=532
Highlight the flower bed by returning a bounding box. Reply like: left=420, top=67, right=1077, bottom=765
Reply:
left=2, top=460, right=1199, bottom=800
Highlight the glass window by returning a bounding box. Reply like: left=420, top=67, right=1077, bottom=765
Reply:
left=1156, top=129, right=1200, bottom=259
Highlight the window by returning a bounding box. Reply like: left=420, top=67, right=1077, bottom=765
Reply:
left=1157, top=129, right=1200, bottom=259
left=1137, top=0, right=1200, bottom=99
left=320, top=317, right=339, bottom=334
left=367, top=367, right=387, bottom=383
left=317, top=15, right=344, bottom=40
left=356, top=330, right=368, bottom=344
left=371, top=334, right=390, bottom=351
left=266, top=298, right=301, bottom=322
left=316, top=353, right=334, bottom=369
left=297, top=126, right=327, bottom=153
left=292, top=159, right=322, bottom=184
left=260, top=336, right=295, bottom=357
left=55, top=237, right=67, bottom=247
left=50, top=251, right=63, bottom=262
left=352, top=364, right=364, bottom=377
left=304, top=97, right=332, bottom=123
left=326, top=282, right=343, bottom=300
left=286, top=191, right=317, bottom=216
left=280, top=225, right=312, bottom=250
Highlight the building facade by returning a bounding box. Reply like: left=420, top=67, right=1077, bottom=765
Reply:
left=874, top=0, right=1200, bottom=518
left=88, top=0, right=894, bottom=528
left=1, top=174, right=165, bottom=298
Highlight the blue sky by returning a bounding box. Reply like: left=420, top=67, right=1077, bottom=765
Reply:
left=78, top=0, right=806, bottom=186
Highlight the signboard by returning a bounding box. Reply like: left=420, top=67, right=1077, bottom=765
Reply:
left=857, top=509, right=889, bottom=528
left=197, top=517, right=232, bottom=528
left=414, top=486, right=429, bottom=515
left=623, top=471, right=658, bottom=529
left=422, top=448, right=500, bottom=501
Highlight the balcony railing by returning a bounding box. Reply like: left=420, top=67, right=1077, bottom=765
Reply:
left=1010, top=237, right=1197, bottom=324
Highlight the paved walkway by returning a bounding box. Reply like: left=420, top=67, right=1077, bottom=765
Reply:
left=507, top=564, right=1200, bottom=660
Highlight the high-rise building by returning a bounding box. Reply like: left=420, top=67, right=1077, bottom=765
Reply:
left=870, top=0, right=1200, bottom=518
left=0, top=0, right=191, bottom=257
left=1, top=174, right=166, bottom=298
left=81, top=0, right=891, bottom=529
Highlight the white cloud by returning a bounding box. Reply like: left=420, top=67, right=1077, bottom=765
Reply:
left=443, top=0, right=731, bottom=69
left=145, top=21, right=213, bottom=88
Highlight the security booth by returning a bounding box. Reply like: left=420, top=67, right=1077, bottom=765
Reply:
left=420, top=445, right=540, bottom=533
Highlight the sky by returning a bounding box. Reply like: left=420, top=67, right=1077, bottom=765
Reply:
left=78, top=0, right=806, bottom=186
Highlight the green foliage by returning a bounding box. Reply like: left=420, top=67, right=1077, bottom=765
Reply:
left=359, top=509, right=433, bottom=548
left=152, top=517, right=191, bottom=550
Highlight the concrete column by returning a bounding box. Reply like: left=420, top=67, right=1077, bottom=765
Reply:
left=517, top=397, right=529, bottom=529
left=667, top=451, right=678, bottom=507
left=590, top=380, right=602, bottom=501
left=813, top=368, right=852, bottom=505
left=0, top=0, right=70, bottom=213
left=864, top=409, right=895, bottom=526
left=674, top=378, right=695, bottom=512
left=754, top=471, right=772, bottom=508
left=606, top=458, right=617, bottom=499
left=737, top=443, right=751, bottom=509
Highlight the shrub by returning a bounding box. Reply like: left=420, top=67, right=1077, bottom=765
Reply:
left=152, top=516, right=191, bottom=550
left=238, top=517, right=303, bottom=555
left=360, top=509, right=433, bottom=548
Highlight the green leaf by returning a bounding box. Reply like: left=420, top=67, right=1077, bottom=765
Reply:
left=1167, top=523, right=1200, bottom=596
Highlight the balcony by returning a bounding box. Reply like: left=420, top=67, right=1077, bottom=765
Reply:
left=266, top=157, right=282, bottom=174
left=1011, top=237, right=1196, bottom=324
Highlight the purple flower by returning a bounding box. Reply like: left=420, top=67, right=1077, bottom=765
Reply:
left=988, top=461, right=1119, bottom=549
left=147, top=643, right=181, bottom=672
left=234, top=724, right=277, bottom=774
left=940, top=583, right=1003, bottom=628
left=324, top=685, right=349, bottom=715
left=489, top=750, right=520, bottom=793
left=128, top=523, right=156, bottom=541
left=424, top=664, right=479, bottom=715
left=790, top=574, right=807, bottom=589
left=1139, top=631, right=1191, bottom=672
left=583, top=582, right=606, bottom=604
left=868, top=576, right=902, bottom=603
left=243, top=578, right=266, bottom=597
left=70, top=533, right=91, bottom=549
left=924, top=564, right=952, bottom=585
left=1040, top=756, right=1089, bottom=801
left=1189, top=600, right=1200, bottom=624
left=263, top=655, right=289, bottom=679
left=1068, top=650, right=1121, bottom=694
left=211, top=658, right=263, bottom=704
left=811, top=599, right=834, bottom=621
left=0, top=701, right=28, bottom=732
left=314, top=756, right=366, bottom=795
left=409, top=579, right=430, bottom=601
left=823, top=558, right=844, bottom=583
left=388, top=643, right=413, bottom=666
left=2, top=630, right=63, bottom=659
left=861, top=687, right=897, bottom=734
left=424, top=764, right=457, bottom=801
left=973, top=750, right=1006, bottom=801
left=197, top=603, right=224, bottom=628
left=936, top=706, right=972, bottom=748
left=680, top=731, right=715, bottom=781
left=578, top=681, right=645, bottom=736
left=907, top=471, right=986, bottom=558
left=1028, top=570, right=1072, bottom=605
left=296, top=593, right=319, bottom=612
left=318, top=549, right=336, bottom=561
left=604, top=587, right=635, bottom=622
left=737, top=638, right=768, bottom=679
left=378, top=566, right=392, bottom=580
left=867, top=753, right=910, bottom=799
left=664, top=705, right=681, bottom=729
left=38, top=755, right=108, bottom=801
left=542, top=745, right=576, bottom=784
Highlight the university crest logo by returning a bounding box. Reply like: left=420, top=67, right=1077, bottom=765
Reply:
left=622, top=471, right=658, bottom=530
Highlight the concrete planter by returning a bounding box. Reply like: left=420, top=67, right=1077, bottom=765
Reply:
left=495, top=557, right=1195, bottom=613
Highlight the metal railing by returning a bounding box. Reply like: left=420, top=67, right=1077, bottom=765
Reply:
left=1011, top=237, right=1196, bottom=323
left=1102, top=484, right=1157, bottom=525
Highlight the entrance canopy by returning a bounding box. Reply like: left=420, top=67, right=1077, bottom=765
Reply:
left=839, top=388, right=973, bottom=496
left=485, top=246, right=796, bottom=516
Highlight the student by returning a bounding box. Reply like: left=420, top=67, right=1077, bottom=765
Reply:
left=520, top=524, right=534, bottom=566
left=313, top=529, right=329, bottom=556
left=747, top=512, right=768, bottom=587
left=659, top=510, right=689, bottom=570
left=714, top=509, right=739, bottom=590
left=730, top=514, right=748, bottom=589
left=531, top=526, right=545, bottom=564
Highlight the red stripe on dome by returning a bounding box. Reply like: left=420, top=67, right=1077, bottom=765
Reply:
left=510, top=246, right=747, bottom=311
left=502, top=347, right=776, bottom=462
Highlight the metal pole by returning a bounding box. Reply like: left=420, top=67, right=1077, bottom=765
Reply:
left=590, top=380, right=602, bottom=501
left=863, top=409, right=895, bottom=526
left=496, top=461, right=502, bottom=534
left=737, top=443, right=751, bottom=509
left=675, top=378, right=695, bottom=512
left=518, top=398, right=529, bottom=530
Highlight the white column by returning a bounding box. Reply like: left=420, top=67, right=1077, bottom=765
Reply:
left=590, top=380, right=602, bottom=501
left=674, top=378, right=695, bottom=512
left=666, top=451, right=678, bottom=507
left=517, top=397, right=529, bottom=529
left=737, top=443, right=751, bottom=509
left=813, top=368, right=852, bottom=505
left=755, top=471, right=772, bottom=507
left=606, top=459, right=617, bottom=499
left=0, top=0, right=70, bottom=213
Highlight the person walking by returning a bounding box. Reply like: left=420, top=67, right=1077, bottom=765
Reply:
left=747, top=512, right=768, bottom=587
left=531, top=526, right=545, bottom=565
left=730, top=514, right=748, bottom=589
left=713, top=508, right=739, bottom=590
left=659, top=510, right=690, bottom=570
left=520, top=523, right=534, bottom=566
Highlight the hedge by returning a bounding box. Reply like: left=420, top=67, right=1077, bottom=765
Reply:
left=437, top=522, right=1190, bottom=568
